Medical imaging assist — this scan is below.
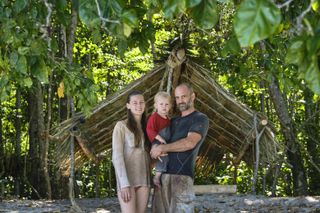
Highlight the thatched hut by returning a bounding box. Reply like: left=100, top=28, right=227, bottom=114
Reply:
left=52, top=49, right=281, bottom=182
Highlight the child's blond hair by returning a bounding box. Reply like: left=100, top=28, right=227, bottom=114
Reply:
left=154, top=91, right=171, bottom=111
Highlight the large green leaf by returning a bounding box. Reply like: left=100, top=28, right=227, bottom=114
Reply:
left=191, top=0, right=218, bottom=29
left=234, top=0, right=281, bottom=47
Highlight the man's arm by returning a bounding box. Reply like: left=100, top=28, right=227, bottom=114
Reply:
left=150, top=132, right=201, bottom=159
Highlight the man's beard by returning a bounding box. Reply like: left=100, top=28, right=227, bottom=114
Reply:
left=178, top=100, right=192, bottom=112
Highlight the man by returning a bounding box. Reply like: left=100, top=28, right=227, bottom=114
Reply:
left=150, top=83, right=209, bottom=213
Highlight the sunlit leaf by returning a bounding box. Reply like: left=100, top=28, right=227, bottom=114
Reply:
left=123, top=23, right=132, bottom=37
left=58, top=81, right=65, bottom=98
left=312, top=0, right=320, bottom=13
left=191, top=0, right=218, bottom=29
left=23, top=77, right=33, bottom=88
left=234, top=0, right=281, bottom=47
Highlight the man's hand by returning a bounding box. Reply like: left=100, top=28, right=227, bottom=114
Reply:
left=120, top=187, right=131, bottom=203
left=150, top=144, right=163, bottom=159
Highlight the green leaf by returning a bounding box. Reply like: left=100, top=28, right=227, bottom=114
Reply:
left=121, top=9, right=139, bottom=28
left=79, top=0, right=100, bottom=28
left=285, top=40, right=305, bottom=65
left=30, top=40, right=46, bottom=56
left=139, top=37, right=149, bottom=54
left=312, top=0, right=320, bottom=13
left=118, top=39, right=128, bottom=56
left=109, top=0, right=125, bottom=14
left=304, top=56, right=320, bottom=94
left=16, top=55, right=27, bottom=74
left=32, top=59, right=49, bottom=83
left=18, top=47, right=30, bottom=55
left=163, top=0, right=185, bottom=19
left=234, top=0, right=281, bottom=47
left=10, top=52, right=19, bottom=67
left=23, top=77, right=33, bottom=88
left=14, top=0, right=28, bottom=13
left=191, top=0, right=218, bottom=29
left=221, top=36, right=241, bottom=57
left=123, top=23, right=132, bottom=37
left=186, top=0, right=202, bottom=8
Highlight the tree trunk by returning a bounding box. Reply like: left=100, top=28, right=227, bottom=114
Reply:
left=66, top=3, right=84, bottom=212
left=268, top=73, right=308, bottom=196
left=303, top=87, right=320, bottom=195
left=14, top=89, right=22, bottom=197
left=28, top=80, right=45, bottom=199
left=44, top=79, right=52, bottom=199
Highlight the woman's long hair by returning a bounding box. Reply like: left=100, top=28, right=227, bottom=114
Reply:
left=126, top=91, right=150, bottom=151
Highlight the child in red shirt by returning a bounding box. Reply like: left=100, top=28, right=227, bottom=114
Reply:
left=146, top=91, right=171, bottom=187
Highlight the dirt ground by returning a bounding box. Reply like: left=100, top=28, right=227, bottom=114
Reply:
left=0, top=194, right=320, bottom=212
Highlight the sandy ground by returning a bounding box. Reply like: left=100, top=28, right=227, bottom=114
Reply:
left=0, top=194, right=320, bottom=212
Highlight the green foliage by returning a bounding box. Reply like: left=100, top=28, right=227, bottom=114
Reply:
left=234, top=0, right=281, bottom=47
left=286, top=32, right=320, bottom=94
left=190, top=0, right=218, bottom=29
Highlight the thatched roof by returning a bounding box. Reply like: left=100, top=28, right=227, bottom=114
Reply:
left=52, top=51, right=281, bottom=176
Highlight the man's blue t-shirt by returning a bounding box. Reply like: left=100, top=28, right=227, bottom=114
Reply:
left=158, top=111, right=209, bottom=179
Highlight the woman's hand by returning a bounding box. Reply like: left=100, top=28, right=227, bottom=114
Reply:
left=120, top=187, right=131, bottom=203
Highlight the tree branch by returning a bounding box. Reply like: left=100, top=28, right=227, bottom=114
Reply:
left=297, top=0, right=316, bottom=32
left=95, top=0, right=120, bottom=24
left=277, top=0, right=294, bottom=9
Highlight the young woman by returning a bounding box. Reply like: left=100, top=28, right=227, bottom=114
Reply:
left=112, top=91, right=151, bottom=213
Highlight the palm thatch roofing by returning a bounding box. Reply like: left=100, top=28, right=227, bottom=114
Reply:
left=52, top=50, right=282, bottom=177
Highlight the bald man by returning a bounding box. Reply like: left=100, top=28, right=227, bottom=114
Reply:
left=150, top=83, right=209, bottom=213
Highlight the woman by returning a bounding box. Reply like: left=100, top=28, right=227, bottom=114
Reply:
left=112, top=91, right=151, bottom=213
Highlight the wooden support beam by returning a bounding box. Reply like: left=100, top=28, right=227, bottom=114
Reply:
left=194, top=185, right=237, bottom=195
left=75, top=136, right=100, bottom=164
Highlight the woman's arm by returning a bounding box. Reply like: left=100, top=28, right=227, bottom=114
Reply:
left=112, top=122, right=130, bottom=189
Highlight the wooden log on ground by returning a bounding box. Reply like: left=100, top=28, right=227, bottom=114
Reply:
left=194, top=185, right=237, bottom=195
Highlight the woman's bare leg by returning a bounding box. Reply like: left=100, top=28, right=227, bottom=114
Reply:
left=135, top=186, right=150, bottom=213
left=118, top=187, right=136, bottom=213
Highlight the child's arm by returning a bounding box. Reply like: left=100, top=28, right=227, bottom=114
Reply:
left=155, top=134, right=166, bottom=144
